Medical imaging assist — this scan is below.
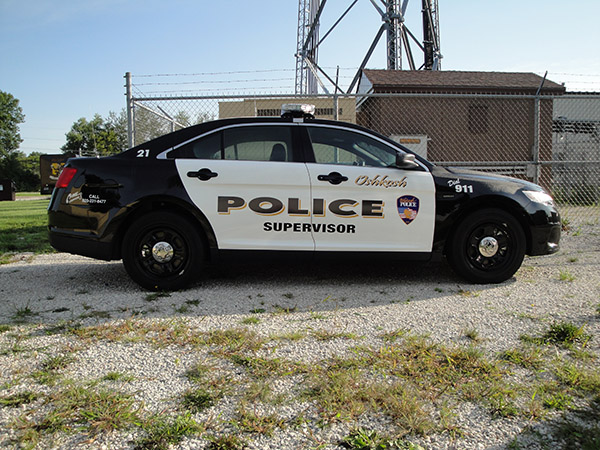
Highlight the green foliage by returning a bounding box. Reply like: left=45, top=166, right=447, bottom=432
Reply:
left=0, top=90, right=25, bottom=157
left=543, top=392, right=572, bottom=410
left=0, top=91, right=42, bottom=191
left=0, top=391, right=39, bottom=407
left=521, top=321, right=591, bottom=348
left=544, top=322, right=591, bottom=347
left=500, top=347, right=544, bottom=370
left=133, top=108, right=214, bottom=147
left=206, top=434, right=247, bottom=450
left=559, top=270, right=576, bottom=282
left=0, top=199, right=53, bottom=259
left=182, top=388, right=218, bottom=412
left=62, top=111, right=127, bottom=156
left=0, top=151, right=41, bottom=191
left=136, top=413, right=203, bottom=450
left=341, top=427, right=424, bottom=449
left=241, top=317, right=260, bottom=325
left=15, top=385, right=142, bottom=446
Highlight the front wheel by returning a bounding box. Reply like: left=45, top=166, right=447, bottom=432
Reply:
left=447, top=208, right=526, bottom=284
left=122, top=211, right=205, bottom=290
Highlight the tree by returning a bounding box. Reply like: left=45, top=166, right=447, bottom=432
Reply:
left=62, top=111, right=128, bottom=156
left=0, top=91, right=37, bottom=190
left=0, top=90, right=25, bottom=159
left=0, top=150, right=40, bottom=191
left=133, top=107, right=170, bottom=146
left=132, top=108, right=215, bottom=146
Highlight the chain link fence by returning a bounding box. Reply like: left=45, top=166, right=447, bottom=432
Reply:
left=128, top=89, right=599, bottom=226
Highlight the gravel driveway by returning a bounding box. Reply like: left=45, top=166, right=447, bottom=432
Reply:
left=1, top=221, right=599, bottom=449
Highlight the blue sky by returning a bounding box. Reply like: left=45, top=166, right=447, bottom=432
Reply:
left=2, top=0, right=599, bottom=155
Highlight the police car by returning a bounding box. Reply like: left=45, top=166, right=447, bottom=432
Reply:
left=48, top=104, right=561, bottom=290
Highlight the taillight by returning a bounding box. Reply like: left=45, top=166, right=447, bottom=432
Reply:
left=56, top=167, right=78, bottom=189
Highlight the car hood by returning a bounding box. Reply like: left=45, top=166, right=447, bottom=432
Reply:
left=442, top=166, right=544, bottom=192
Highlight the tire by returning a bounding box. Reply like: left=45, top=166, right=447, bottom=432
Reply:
left=122, top=211, right=205, bottom=290
left=447, top=208, right=526, bottom=284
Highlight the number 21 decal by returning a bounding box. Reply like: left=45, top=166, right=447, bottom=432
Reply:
left=137, top=149, right=150, bottom=158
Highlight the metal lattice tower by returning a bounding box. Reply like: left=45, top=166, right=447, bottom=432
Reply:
left=294, top=0, right=442, bottom=94
left=295, top=0, right=321, bottom=95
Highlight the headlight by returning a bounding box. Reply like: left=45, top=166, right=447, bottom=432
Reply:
left=523, top=190, right=554, bottom=207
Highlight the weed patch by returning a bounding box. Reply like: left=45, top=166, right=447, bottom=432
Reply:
left=14, top=384, right=142, bottom=446
left=521, top=321, right=591, bottom=348
left=0, top=391, right=39, bottom=407
left=136, top=413, right=203, bottom=450
left=341, top=427, right=425, bottom=449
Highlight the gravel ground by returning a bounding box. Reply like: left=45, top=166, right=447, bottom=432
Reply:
left=0, top=221, right=599, bottom=449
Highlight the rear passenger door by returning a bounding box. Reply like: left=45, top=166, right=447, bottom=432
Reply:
left=175, top=124, right=315, bottom=251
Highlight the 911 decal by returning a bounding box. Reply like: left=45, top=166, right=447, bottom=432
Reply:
left=454, top=184, right=474, bottom=194
left=448, top=178, right=474, bottom=194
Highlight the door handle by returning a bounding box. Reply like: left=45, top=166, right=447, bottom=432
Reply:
left=187, top=168, right=218, bottom=181
left=317, top=171, right=348, bottom=185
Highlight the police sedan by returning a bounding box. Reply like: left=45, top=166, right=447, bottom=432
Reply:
left=48, top=104, right=561, bottom=290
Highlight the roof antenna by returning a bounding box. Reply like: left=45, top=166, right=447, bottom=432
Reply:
left=535, top=71, right=548, bottom=96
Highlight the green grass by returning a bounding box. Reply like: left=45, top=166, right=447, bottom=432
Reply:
left=6, top=316, right=600, bottom=449
left=0, top=199, right=53, bottom=260
left=0, top=391, right=39, bottom=407
left=341, top=427, right=424, bottom=449
left=520, top=321, right=592, bottom=349
left=15, top=384, right=142, bottom=446
left=15, top=192, right=47, bottom=198
left=136, top=413, right=203, bottom=450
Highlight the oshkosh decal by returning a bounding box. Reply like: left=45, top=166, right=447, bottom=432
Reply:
left=355, top=174, right=407, bottom=188
left=397, top=196, right=419, bottom=224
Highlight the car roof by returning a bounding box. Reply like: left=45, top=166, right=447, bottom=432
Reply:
left=122, top=116, right=431, bottom=168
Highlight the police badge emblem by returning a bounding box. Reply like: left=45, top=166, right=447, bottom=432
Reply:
left=397, top=196, right=419, bottom=224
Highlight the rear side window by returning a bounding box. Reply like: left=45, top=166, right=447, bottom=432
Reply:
left=223, top=126, right=292, bottom=162
left=169, top=126, right=293, bottom=162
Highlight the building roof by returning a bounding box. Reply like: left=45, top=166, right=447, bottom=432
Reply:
left=359, top=70, right=566, bottom=95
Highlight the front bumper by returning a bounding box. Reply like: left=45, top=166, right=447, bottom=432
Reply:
left=527, top=206, right=561, bottom=256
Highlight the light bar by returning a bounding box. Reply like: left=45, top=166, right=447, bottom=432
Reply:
left=281, top=104, right=316, bottom=117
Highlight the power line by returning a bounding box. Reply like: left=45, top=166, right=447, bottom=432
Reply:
left=133, top=67, right=360, bottom=78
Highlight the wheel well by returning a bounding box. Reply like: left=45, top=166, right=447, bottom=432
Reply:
left=112, top=197, right=216, bottom=260
left=442, top=196, right=533, bottom=256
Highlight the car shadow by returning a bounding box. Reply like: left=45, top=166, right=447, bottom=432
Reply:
left=0, top=254, right=508, bottom=327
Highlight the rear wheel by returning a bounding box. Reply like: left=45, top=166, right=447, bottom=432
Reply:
left=447, top=208, right=526, bottom=284
left=122, top=211, right=205, bottom=290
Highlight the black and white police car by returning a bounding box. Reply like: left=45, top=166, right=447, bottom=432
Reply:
left=48, top=104, right=561, bottom=290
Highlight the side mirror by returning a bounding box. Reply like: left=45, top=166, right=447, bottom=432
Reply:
left=395, top=152, right=419, bottom=169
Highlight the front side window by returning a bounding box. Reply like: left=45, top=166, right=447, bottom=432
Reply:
left=307, top=126, right=398, bottom=168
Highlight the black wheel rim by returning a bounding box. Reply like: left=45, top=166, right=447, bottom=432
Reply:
left=465, top=223, right=512, bottom=271
left=137, top=227, right=188, bottom=278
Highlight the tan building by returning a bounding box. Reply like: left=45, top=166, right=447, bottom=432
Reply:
left=356, top=70, right=565, bottom=185
left=219, top=97, right=356, bottom=123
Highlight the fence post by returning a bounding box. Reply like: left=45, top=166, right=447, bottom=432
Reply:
left=125, top=72, right=134, bottom=149
left=531, top=96, right=541, bottom=185
left=333, top=66, right=339, bottom=120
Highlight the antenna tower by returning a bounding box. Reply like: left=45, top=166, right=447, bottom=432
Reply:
left=294, top=0, right=442, bottom=94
